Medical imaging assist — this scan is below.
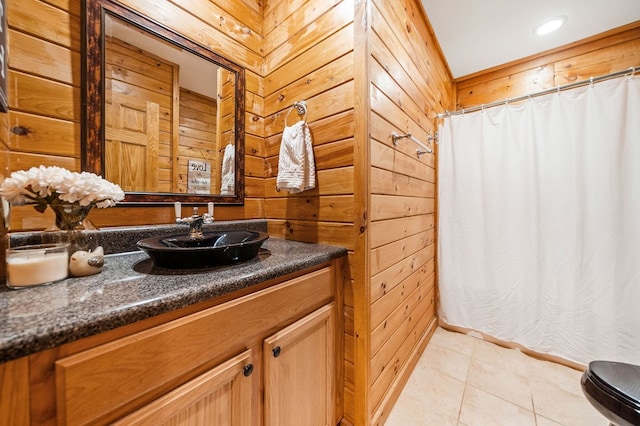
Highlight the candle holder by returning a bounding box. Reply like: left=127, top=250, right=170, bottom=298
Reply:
left=5, top=243, right=69, bottom=289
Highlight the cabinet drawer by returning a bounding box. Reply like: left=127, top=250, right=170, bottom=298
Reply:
left=56, top=266, right=333, bottom=425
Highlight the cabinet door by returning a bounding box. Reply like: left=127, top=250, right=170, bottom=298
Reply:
left=113, top=349, right=255, bottom=426
left=263, top=303, right=335, bottom=426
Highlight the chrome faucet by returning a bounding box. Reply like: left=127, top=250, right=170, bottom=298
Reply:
left=176, top=206, right=213, bottom=238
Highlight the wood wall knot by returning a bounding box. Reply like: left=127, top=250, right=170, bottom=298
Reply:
left=11, top=126, right=30, bottom=136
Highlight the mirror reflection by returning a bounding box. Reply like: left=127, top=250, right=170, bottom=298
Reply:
left=83, top=0, right=245, bottom=204
left=105, top=14, right=236, bottom=195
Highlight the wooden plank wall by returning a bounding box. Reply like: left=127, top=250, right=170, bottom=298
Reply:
left=455, top=21, right=640, bottom=109
left=260, top=1, right=359, bottom=423
left=262, top=0, right=356, bottom=247
left=216, top=68, right=236, bottom=192
left=4, top=0, right=265, bottom=230
left=217, top=68, right=236, bottom=149
left=368, top=1, right=452, bottom=424
left=5, top=0, right=81, bottom=167
left=5, top=0, right=82, bottom=230
left=178, top=88, right=219, bottom=194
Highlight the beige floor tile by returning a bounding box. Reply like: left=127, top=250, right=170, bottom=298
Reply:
left=459, top=385, right=536, bottom=426
left=430, top=327, right=476, bottom=356
left=466, top=356, right=533, bottom=410
left=527, top=356, right=585, bottom=397
left=401, top=365, right=466, bottom=420
left=531, top=380, right=608, bottom=426
left=534, top=415, right=565, bottom=426
left=417, top=340, right=472, bottom=382
left=472, top=338, right=531, bottom=378
left=384, top=392, right=458, bottom=426
left=385, top=328, right=609, bottom=426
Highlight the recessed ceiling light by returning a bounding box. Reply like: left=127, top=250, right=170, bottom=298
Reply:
left=534, top=15, right=567, bottom=36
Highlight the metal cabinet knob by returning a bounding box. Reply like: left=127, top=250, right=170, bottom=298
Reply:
left=243, top=364, right=254, bottom=377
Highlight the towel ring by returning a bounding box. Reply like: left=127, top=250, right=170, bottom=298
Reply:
left=285, top=100, right=308, bottom=127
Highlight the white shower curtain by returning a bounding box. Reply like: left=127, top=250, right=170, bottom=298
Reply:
left=438, top=75, right=640, bottom=365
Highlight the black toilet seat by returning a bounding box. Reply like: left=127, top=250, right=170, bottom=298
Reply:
left=590, top=361, right=640, bottom=409
left=581, top=361, right=640, bottom=426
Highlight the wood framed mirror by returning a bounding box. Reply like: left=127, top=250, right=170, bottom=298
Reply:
left=83, top=0, right=245, bottom=205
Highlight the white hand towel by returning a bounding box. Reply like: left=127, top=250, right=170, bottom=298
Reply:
left=220, top=143, right=235, bottom=195
left=276, top=121, right=316, bottom=193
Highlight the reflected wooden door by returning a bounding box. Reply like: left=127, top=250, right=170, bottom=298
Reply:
left=105, top=94, right=160, bottom=192
left=105, top=34, right=174, bottom=193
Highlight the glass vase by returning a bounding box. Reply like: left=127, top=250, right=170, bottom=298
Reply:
left=43, top=204, right=99, bottom=255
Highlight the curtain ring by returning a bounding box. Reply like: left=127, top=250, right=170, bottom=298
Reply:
left=589, top=76, right=594, bottom=87
left=629, top=66, right=637, bottom=77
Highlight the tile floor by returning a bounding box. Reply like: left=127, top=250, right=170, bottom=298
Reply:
left=385, top=327, right=608, bottom=426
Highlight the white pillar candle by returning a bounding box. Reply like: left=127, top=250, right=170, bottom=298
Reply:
left=174, top=201, right=181, bottom=219
left=6, top=244, right=69, bottom=288
left=208, top=202, right=214, bottom=218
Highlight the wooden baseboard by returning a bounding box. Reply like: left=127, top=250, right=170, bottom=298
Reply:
left=371, top=316, right=439, bottom=425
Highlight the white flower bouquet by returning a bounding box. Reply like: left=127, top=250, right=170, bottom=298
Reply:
left=0, top=166, right=125, bottom=212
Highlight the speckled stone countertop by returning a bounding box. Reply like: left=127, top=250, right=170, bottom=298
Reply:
left=0, top=220, right=346, bottom=363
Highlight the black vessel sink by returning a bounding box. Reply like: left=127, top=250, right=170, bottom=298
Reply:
left=137, top=231, right=269, bottom=269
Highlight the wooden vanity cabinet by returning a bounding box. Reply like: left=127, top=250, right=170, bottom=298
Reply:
left=264, top=303, right=336, bottom=426
left=19, top=261, right=343, bottom=426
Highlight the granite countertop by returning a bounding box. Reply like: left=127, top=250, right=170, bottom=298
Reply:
left=0, top=221, right=347, bottom=364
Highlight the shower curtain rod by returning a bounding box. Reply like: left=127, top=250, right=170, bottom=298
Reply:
left=437, top=65, right=640, bottom=119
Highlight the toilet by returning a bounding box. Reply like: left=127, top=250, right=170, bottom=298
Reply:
left=581, top=361, right=640, bottom=426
